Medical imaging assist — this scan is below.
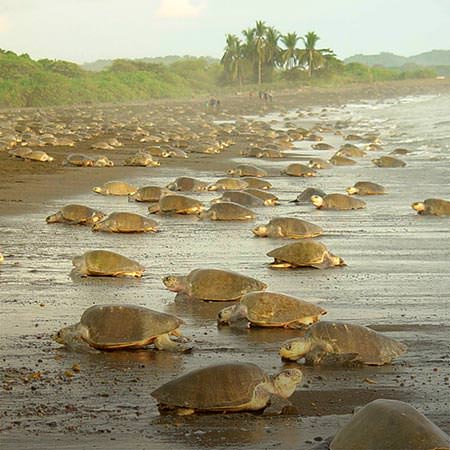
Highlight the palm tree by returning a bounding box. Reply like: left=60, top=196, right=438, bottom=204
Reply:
left=221, top=34, right=245, bottom=86
left=254, top=20, right=268, bottom=85
left=298, top=31, right=331, bottom=77
left=280, top=32, right=300, bottom=70
left=264, top=26, right=281, bottom=69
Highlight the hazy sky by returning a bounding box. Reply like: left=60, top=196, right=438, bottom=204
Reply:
left=1, top=0, right=449, bottom=63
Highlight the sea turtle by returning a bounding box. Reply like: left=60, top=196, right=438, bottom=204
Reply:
left=312, top=142, right=334, bottom=150
left=241, top=177, right=272, bottom=190
left=311, top=193, right=366, bottom=210
left=412, top=198, right=450, bottom=216
left=253, top=217, right=323, bottom=239
left=347, top=181, right=386, bottom=195
left=163, top=268, right=267, bottom=301
left=345, top=134, right=363, bottom=141
left=72, top=250, right=145, bottom=277
left=124, top=152, right=160, bottom=167
left=279, top=321, right=407, bottom=365
left=129, top=186, right=170, bottom=202
left=23, top=150, right=54, bottom=162
left=91, top=141, right=114, bottom=151
left=308, top=158, right=332, bottom=169
left=212, top=191, right=265, bottom=208
left=372, top=155, right=406, bottom=167
left=227, top=164, right=268, bottom=178
left=244, top=189, right=279, bottom=205
left=46, top=204, right=105, bottom=225
left=267, top=240, right=345, bottom=269
left=199, top=202, right=256, bottom=221
left=54, top=305, right=188, bottom=352
left=166, top=177, right=209, bottom=192
left=291, top=187, right=327, bottom=204
left=207, top=178, right=249, bottom=191
left=148, top=194, right=205, bottom=215
left=329, top=154, right=357, bottom=166
left=336, top=147, right=366, bottom=158
left=91, top=212, right=159, bottom=233
left=93, top=155, right=114, bottom=167
left=329, top=399, right=450, bottom=450
left=390, top=147, right=411, bottom=155
left=8, top=148, right=32, bottom=159
left=256, top=148, right=286, bottom=158
left=217, top=291, right=327, bottom=328
left=92, top=181, right=137, bottom=196
left=281, top=163, right=316, bottom=177
left=64, top=153, right=94, bottom=167
left=151, top=362, right=303, bottom=415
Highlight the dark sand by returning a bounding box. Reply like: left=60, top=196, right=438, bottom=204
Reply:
left=0, top=79, right=449, bottom=450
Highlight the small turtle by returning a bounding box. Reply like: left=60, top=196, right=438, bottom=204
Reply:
left=244, top=189, right=279, bottom=205
left=311, top=193, right=366, bottom=210
left=148, top=194, right=205, bottom=215
left=129, top=186, right=170, bottom=202
left=329, top=154, right=357, bottom=166
left=267, top=240, right=345, bottom=269
left=92, top=212, right=159, bottom=233
left=166, top=177, right=209, bottom=192
left=151, top=362, right=303, bottom=415
left=212, top=191, right=265, bottom=208
left=92, top=181, right=137, bottom=196
left=256, top=148, right=285, bottom=158
left=345, top=134, right=363, bottom=141
left=336, top=147, right=366, bottom=158
left=93, top=155, right=114, bottom=167
left=291, top=187, right=327, bottom=204
left=308, top=158, right=332, bottom=169
left=372, top=155, right=406, bottom=167
left=207, top=178, right=249, bottom=191
left=23, top=150, right=54, bottom=162
left=253, top=217, right=323, bottom=239
left=163, top=268, right=267, bottom=301
left=199, top=202, right=256, bottom=221
left=227, top=164, right=268, bottom=178
left=124, top=152, right=160, bottom=167
left=281, top=163, right=316, bottom=177
left=311, top=142, right=334, bottom=150
left=412, top=198, right=450, bottom=216
left=54, top=305, right=188, bottom=352
left=91, top=141, right=114, bottom=151
left=390, top=147, right=411, bottom=155
left=241, top=177, right=272, bottom=190
left=329, top=399, right=450, bottom=450
left=279, top=322, right=406, bottom=365
left=46, top=204, right=105, bottom=225
left=347, top=181, right=386, bottom=195
left=217, top=291, right=327, bottom=328
left=64, top=153, right=94, bottom=167
left=72, top=250, right=145, bottom=277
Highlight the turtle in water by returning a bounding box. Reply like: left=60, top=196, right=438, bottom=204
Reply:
left=329, top=154, right=357, bottom=166
left=227, top=164, right=268, bottom=178
left=92, top=181, right=137, bottom=196
left=129, top=186, right=171, bottom=202
left=311, top=193, right=366, bottom=210
left=329, top=399, right=450, bottom=450
left=64, top=153, right=94, bottom=167
left=199, top=202, right=256, bottom=221
left=54, top=305, right=189, bottom=352
left=163, top=268, right=267, bottom=301
left=124, top=151, right=160, bottom=167
left=212, top=191, right=266, bottom=208
left=46, top=204, right=105, bottom=225
left=347, top=181, right=386, bottom=195
left=217, top=291, right=327, bottom=328
left=253, top=217, right=323, bottom=239
left=372, top=155, right=406, bottom=168
left=411, top=198, right=450, bottom=216
left=244, top=189, right=279, bottom=205
left=279, top=321, right=407, bottom=365
left=207, top=178, right=249, bottom=191
left=151, top=362, right=303, bottom=415
left=308, top=158, right=332, bottom=169
left=281, top=163, right=316, bottom=177
left=267, top=240, right=345, bottom=269
left=148, top=194, right=205, bottom=215
left=72, top=250, right=145, bottom=277
left=91, top=212, right=159, bottom=233
left=241, top=177, right=272, bottom=190
left=291, top=187, right=327, bottom=204
left=166, top=177, right=209, bottom=192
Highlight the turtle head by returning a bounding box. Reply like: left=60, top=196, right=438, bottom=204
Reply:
left=53, top=324, right=83, bottom=346
left=45, top=212, right=60, bottom=223
left=217, top=304, right=248, bottom=326
left=279, top=337, right=313, bottom=361
left=310, top=195, right=323, bottom=208
left=346, top=186, right=358, bottom=195
left=90, top=211, right=106, bottom=224
left=330, top=254, right=346, bottom=267
left=271, top=368, right=303, bottom=398
left=166, top=181, right=178, bottom=191
left=227, top=168, right=236, bottom=176
left=412, top=201, right=425, bottom=213
left=162, top=275, right=185, bottom=292
left=207, top=183, right=218, bottom=191
left=252, top=224, right=268, bottom=237
left=92, top=186, right=102, bottom=194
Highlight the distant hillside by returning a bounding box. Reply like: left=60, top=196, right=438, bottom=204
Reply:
left=345, top=50, right=450, bottom=67
left=82, top=55, right=219, bottom=71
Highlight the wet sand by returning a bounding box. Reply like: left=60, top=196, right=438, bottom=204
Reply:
left=0, top=79, right=449, bottom=449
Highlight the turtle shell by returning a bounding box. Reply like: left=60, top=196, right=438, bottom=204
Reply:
left=56, top=204, right=103, bottom=224
left=228, top=164, right=267, bottom=177
left=267, top=240, right=333, bottom=268
left=244, top=189, right=279, bottom=204
left=98, top=181, right=137, bottom=195
left=203, top=202, right=256, bottom=220
left=283, top=163, right=316, bottom=176
left=330, top=399, right=450, bottom=450
left=293, top=187, right=326, bottom=203
left=241, top=291, right=326, bottom=327
left=329, top=154, right=356, bottom=166
left=216, top=191, right=265, bottom=208
left=422, top=198, right=450, bottom=216
left=167, top=177, right=209, bottom=192
left=92, top=212, right=158, bottom=232
left=321, top=193, right=366, bottom=210
left=159, top=194, right=204, bottom=214
left=350, top=181, right=385, bottom=195
left=151, top=362, right=268, bottom=411
left=208, top=178, right=249, bottom=191
left=257, top=217, right=323, bottom=239
left=372, top=155, right=406, bottom=167
left=131, top=186, right=168, bottom=202
left=80, top=305, right=183, bottom=349
left=241, top=177, right=272, bottom=190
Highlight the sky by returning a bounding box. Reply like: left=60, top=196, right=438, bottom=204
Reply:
left=0, top=0, right=449, bottom=63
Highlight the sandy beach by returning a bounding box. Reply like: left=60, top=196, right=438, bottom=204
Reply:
left=0, top=78, right=449, bottom=450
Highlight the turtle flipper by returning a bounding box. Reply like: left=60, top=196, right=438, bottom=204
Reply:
left=154, top=333, right=193, bottom=353
left=263, top=395, right=299, bottom=416
left=310, top=351, right=362, bottom=367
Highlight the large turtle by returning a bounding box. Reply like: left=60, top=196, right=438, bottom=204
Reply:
left=199, top=202, right=256, bottom=221
left=267, top=240, right=345, bottom=269
left=151, top=362, right=303, bottom=415
left=329, top=399, right=450, bottom=450
left=23, top=150, right=54, bottom=162
left=227, top=164, right=268, bottom=178
left=217, top=291, right=327, bottom=328
left=308, top=158, right=332, bottom=170
left=279, top=322, right=407, bottom=365
left=241, top=177, right=272, bottom=190
left=347, top=181, right=386, bottom=195
left=312, top=142, right=334, bottom=150
left=291, top=187, right=327, bottom=204
left=281, top=163, right=316, bottom=177
left=244, top=189, right=279, bottom=205
left=253, top=217, right=323, bottom=239
left=54, top=305, right=188, bottom=352
left=336, top=147, right=366, bottom=158
left=148, top=194, right=205, bottom=215
left=46, top=204, right=105, bottom=225
left=124, top=151, right=160, bottom=167
left=64, top=153, right=94, bottom=167
left=412, top=198, right=450, bottom=216
left=329, top=154, right=357, bottom=166
left=163, top=268, right=267, bottom=301
left=91, top=212, right=159, bottom=233
left=166, top=177, right=209, bottom=192
left=372, top=155, right=406, bottom=167
left=311, top=193, right=366, bottom=210
left=129, top=186, right=171, bottom=202
left=212, top=191, right=265, bottom=208
left=92, top=181, right=137, bottom=196
left=207, top=178, right=249, bottom=191
left=72, top=250, right=145, bottom=277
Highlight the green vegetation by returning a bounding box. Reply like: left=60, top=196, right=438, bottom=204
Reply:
left=0, top=24, right=443, bottom=108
